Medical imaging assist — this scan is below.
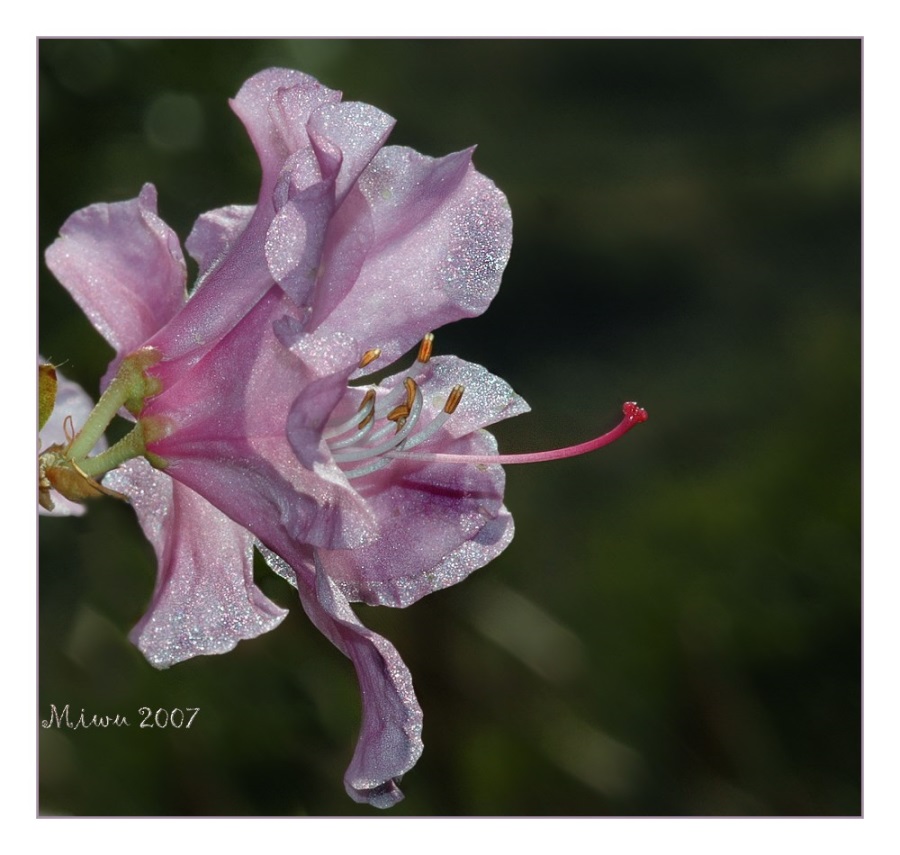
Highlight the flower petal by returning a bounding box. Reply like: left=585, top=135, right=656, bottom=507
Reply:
left=103, top=459, right=287, bottom=669
left=260, top=545, right=423, bottom=808
left=44, top=184, right=187, bottom=372
left=408, top=354, right=531, bottom=435
left=325, top=430, right=514, bottom=607
left=265, top=100, right=395, bottom=307
left=309, top=146, right=513, bottom=366
left=307, top=100, right=395, bottom=206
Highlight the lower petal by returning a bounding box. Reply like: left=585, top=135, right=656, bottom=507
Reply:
left=260, top=545, right=423, bottom=808
left=104, top=459, right=287, bottom=668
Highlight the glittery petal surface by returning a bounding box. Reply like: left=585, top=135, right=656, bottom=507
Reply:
left=307, top=100, right=395, bottom=205
left=324, top=428, right=512, bottom=607
left=402, top=353, right=531, bottom=435
left=309, top=146, right=513, bottom=367
left=260, top=546, right=423, bottom=808
left=104, top=459, right=287, bottom=669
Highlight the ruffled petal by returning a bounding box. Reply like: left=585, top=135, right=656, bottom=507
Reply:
left=260, top=546, right=423, bottom=808
left=103, top=459, right=287, bottom=669
left=44, top=183, right=187, bottom=368
left=309, top=146, right=513, bottom=367
left=307, top=100, right=395, bottom=206
left=265, top=100, right=395, bottom=307
left=265, top=156, right=336, bottom=307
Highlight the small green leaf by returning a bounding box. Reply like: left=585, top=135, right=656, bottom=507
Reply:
left=39, top=364, right=58, bottom=431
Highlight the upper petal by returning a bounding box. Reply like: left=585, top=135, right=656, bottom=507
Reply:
left=45, top=183, right=187, bottom=361
left=229, top=68, right=342, bottom=208
left=264, top=99, right=395, bottom=307
left=103, top=459, right=287, bottom=669
left=309, top=146, right=513, bottom=367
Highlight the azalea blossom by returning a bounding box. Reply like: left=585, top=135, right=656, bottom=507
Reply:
left=40, top=68, right=646, bottom=808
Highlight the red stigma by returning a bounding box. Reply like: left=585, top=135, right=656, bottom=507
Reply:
left=623, top=401, right=648, bottom=424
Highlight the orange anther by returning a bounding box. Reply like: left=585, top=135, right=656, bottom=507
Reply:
left=404, top=377, right=418, bottom=410
left=358, top=348, right=382, bottom=369
left=444, top=385, right=465, bottom=414
left=417, top=333, right=434, bottom=364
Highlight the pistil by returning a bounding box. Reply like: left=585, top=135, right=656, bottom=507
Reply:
left=389, top=401, right=648, bottom=466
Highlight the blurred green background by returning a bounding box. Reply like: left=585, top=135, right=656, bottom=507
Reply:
left=38, top=39, right=860, bottom=816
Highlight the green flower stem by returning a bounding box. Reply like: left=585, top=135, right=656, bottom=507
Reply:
left=76, top=423, right=147, bottom=479
left=65, top=350, right=161, bottom=463
left=66, top=373, right=136, bottom=462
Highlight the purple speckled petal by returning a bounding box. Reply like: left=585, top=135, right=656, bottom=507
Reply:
left=38, top=361, right=107, bottom=517
left=309, top=146, right=513, bottom=366
left=260, top=545, right=423, bottom=808
left=103, top=458, right=287, bottom=668
left=44, top=183, right=187, bottom=372
left=279, top=330, right=361, bottom=468
left=324, top=429, right=513, bottom=607
left=317, top=355, right=527, bottom=606
left=265, top=160, right=335, bottom=307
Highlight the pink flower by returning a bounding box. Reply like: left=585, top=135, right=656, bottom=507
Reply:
left=43, top=68, right=647, bottom=808
left=43, top=68, right=530, bottom=807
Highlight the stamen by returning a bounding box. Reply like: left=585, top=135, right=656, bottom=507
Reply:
left=324, top=389, right=376, bottom=439
left=357, top=390, right=377, bottom=430
left=331, top=386, right=424, bottom=464
left=358, top=348, right=382, bottom=369
left=404, top=377, right=417, bottom=410
left=385, top=379, right=419, bottom=431
left=386, top=404, right=410, bottom=427
left=444, top=385, right=465, bottom=414
left=397, top=385, right=465, bottom=451
left=329, top=414, right=376, bottom=451
left=390, top=401, right=648, bottom=466
left=417, top=333, right=435, bottom=364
